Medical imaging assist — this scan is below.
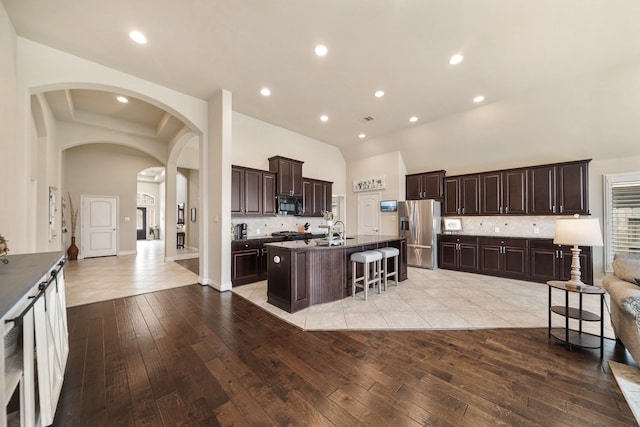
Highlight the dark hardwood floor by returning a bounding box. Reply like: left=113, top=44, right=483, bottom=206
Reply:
left=54, top=284, right=637, bottom=426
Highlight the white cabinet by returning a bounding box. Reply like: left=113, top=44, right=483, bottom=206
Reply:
left=1, top=253, right=68, bottom=427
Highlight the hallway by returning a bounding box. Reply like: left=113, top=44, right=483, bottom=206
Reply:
left=64, top=240, right=200, bottom=307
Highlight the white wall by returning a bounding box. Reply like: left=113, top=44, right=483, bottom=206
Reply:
left=346, top=151, right=406, bottom=236
left=0, top=5, right=22, bottom=251
left=11, top=36, right=208, bottom=255
left=232, top=112, right=347, bottom=196
left=64, top=144, right=160, bottom=255
left=188, top=169, right=199, bottom=249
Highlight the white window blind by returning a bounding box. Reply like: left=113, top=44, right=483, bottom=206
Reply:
left=604, top=173, right=640, bottom=272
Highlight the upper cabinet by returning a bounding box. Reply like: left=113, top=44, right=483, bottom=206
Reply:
left=232, top=165, right=276, bottom=217
left=269, top=156, right=303, bottom=197
left=406, top=170, right=445, bottom=200
left=440, top=159, right=590, bottom=216
left=444, top=174, right=480, bottom=215
left=303, top=177, right=332, bottom=217
left=480, top=169, right=528, bottom=215
left=529, top=160, right=590, bottom=215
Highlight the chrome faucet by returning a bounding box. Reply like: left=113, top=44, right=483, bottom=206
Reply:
left=333, top=220, right=346, bottom=240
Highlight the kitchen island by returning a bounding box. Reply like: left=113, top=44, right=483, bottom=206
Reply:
left=265, top=235, right=407, bottom=313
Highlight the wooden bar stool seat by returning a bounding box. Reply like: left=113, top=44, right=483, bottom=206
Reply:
left=350, top=250, right=382, bottom=300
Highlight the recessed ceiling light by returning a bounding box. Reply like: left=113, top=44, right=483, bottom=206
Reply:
left=320, top=115, right=329, bottom=122
left=260, top=88, right=271, bottom=96
left=129, top=31, right=147, bottom=44
left=473, top=95, right=485, bottom=103
left=358, top=133, right=366, bottom=139
left=409, top=116, right=418, bottom=123
left=374, top=90, right=385, bottom=98
left=315, top=45, right=328, bottom=56
left=116, top=96, right=129, bottom=103
left=449, top=54, right=464, bottom=65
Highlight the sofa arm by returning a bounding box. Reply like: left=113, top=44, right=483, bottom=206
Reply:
left=603, top=275, right=640, bottom=316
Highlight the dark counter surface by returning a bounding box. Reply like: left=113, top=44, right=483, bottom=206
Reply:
left=0, top=251, right=65, bottom=318
left=265, top=235, right=404, bottom=250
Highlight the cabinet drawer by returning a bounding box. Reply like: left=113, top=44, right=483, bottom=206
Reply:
left=439, top=235, right=478, bottom=245
left=479, top=237, right=528, bottom=248
left=232, top=240, right=262, bottom=251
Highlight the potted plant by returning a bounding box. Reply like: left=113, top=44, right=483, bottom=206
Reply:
left=0, top=233, right=8, bottom=264
left=0, top=233, right=8, bottom=253
left=322, top=210, right=334, bottom=227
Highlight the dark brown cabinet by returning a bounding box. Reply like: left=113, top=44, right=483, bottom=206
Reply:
left=262, top=171, right=277, bottom=215
left=480, top=169, right=528, bottom=215
left=444, top=175, right=480, bottom=215
left=479, top=237, right=529, bottom=280
left=439, top=235, right=479, bottom=272
left=232, top=237, right=283, bottom=286
left=529, top=239, right=593, bottom=285
left=529, top=160, right=590, bottom=215
left=303, top=177, right=332, bottom=217
left=232, top=165, right=276, bottom=217
left=406, top=170, right=445, bottom=200
left=231, top=240, right=262, bottom=285
left=269, top=156, right=304, bottom=197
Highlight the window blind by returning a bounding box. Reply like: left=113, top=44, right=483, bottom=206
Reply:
left=610, top=182, right=640, bottom=257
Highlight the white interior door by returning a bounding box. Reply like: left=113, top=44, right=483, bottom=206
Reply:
left=357, top=192, right=380, bottom=236
left=81, top=195, right=117, bottom=258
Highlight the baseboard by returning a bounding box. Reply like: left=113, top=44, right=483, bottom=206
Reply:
left=118, top=250, right=136, bottom=256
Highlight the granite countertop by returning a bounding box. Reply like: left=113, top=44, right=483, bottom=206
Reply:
left=232, top=233, right=326, bottom=243
left=264, top=235, right=405, bottom=250
left=439, top=233, right=555, bottom=240
left=0, top=251, right=65, bottom=319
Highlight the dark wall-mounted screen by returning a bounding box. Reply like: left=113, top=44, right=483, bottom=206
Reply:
left=380, top=200, right=397, bottom=212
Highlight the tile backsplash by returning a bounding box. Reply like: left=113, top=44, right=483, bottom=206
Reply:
left=447, top=216, right=558, bottom=238
left=232, top=217, right=330, bottom=238
left=235, top=215, right=563, bottom=239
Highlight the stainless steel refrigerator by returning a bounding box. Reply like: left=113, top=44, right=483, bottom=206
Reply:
left=398, top=200, right=441, bottom=269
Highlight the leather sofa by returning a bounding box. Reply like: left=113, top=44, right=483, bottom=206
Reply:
left=603, top=253, right=640, bottom=362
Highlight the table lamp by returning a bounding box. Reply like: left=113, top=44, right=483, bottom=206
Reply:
left=553, top=217, right=603, bottom=289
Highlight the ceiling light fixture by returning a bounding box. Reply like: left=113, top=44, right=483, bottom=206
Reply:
left=260, top=88, right=271, bottom=96
left=116, top=96, right=129, bottom=103
left=449, top=54, right=464, bottom=65
left=359, top=133, right=366, bottom=139
left=473, top=95, right=485, bottom=103
left=374, top=90, right=385, bottom=98
left=409, top=116, right=418, bottom=123
left=315, top=45, right=328, bottom=57
left=320, top=115, right=329, bottom=122
left=129, top=31, right=147, bottom=44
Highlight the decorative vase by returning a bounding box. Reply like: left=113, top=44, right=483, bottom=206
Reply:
left=326, top=220, right=333, bottom=228
left=68, top=236, right=79, bottom=261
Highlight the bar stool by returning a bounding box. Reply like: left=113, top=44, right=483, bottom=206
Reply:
left=351, top=250, right=382, bottom=300
left=375, top=247, right=400, bottom=290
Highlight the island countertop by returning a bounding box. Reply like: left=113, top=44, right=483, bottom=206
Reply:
left=264, top=234, right=404, bottom=250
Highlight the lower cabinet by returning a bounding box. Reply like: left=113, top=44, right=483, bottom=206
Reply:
left=439, top=235, right=593, bottom=284
left=479, top=237, right=529, bottom=280
left=529, top=239, right=593, bottom=285
left=439, top=235, right=479, bottom=272
left=232, top=237, right=284, bottom=286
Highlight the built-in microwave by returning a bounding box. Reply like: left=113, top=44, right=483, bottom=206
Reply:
left=277, top=196, right=303, bottom=216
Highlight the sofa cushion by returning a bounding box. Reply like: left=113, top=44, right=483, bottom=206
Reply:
left=603, top=274, right=640, bottom=316
left=613, top=253, right=640, bottom=285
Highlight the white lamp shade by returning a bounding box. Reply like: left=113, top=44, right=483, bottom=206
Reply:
left=553, top=218, right=604, bottom=247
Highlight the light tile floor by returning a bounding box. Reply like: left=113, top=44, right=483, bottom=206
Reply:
left=233, top=266, right=615, bottom=338
left=64, top=240, right=199, bottom=307
left=64, top=240, right=614, bottom=339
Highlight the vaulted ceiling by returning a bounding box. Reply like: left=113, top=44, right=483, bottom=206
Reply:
left=5, top=0, right=640, bottom=155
